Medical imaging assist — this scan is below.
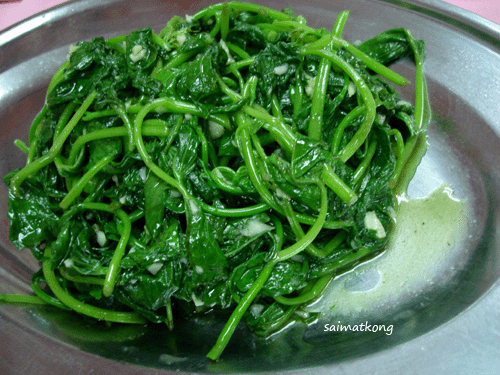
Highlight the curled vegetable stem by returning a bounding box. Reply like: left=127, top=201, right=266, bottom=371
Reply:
left=273, top=272, right=334, bottom=306
left=26, top=105, right=48, bottom=164
left=307, top=10, right=349, bottom=140
left=112, top=103, right=135, bottom=153
left=67, top=124, right=169, bottom=166
left=206, top=262, right=276, bottom=361
left=276, top=182, right=328, bottom=261
left=42, top=247, right=145, bottom=324
left=61, top=202, right=132, bottom=298
left=59, top=154, right=115, bottom=210
left=207, top=182, right=328, bottom=360
left=10, top=91, right=97, bottom=196
left=133, top=98, right=202, bottom=190
left=321, top=165, right=358, bottom=205
left=303, top=49, right=376, bottom=162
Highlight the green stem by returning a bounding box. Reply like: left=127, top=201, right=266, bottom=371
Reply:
left=276, top=182, right=328, bottom=261
left=282, top=198, right=324, bottom=258
left=59, top=154, right=115, bottom=210
left=59, top=268, right=105, bottom=286
left=236, top=119, right=282, bottom=214
left=68, top=124, right=169, bottom=165
left=226, top=42, right=251, bottom=60
left=220, top=2, right=230, bottom=41
left=321, top=165, right=358, bottom=205
left=27, top=105, right=48, bottom=164
left=391, top=132, right=428, bottom=196
left=133, top=98, right=202, bottom=190
left=321, top=230, right=348, bottom=256
left=333, top=11, right=350, bottom=37
left=165, top=298, right=174, bottom=331
left=112, top=104, right=135, bottom=153
left=0, top=294, right=47, bottom=306
left=274, top=273, right=334, bottom=305
left=206, top=261, right=276, bottom=361
left=10, top=91, right=97, bottom=196
left=307, top=10, right=349, bottom=141
left=353, top=141, right=377, bottom=186
left=14, top=140, right=29, bottom=154
left=64, top=202, right=132, bottom=298
left=200, top=202, right=269, bottom=217
left=302, top=49, right=376, bottom=163
left=312, top=36, right=410, bottom=87
left=46, top=60, right=70, bottom=99
left=317, top=247, right=375, bottom=277
left=308, top=56, right=331, bottom=140
left=194, top=1, right=291, bottom=23
left=331, top=105, right=365, bottom=155
left=42, top=248, right=145, bottom=324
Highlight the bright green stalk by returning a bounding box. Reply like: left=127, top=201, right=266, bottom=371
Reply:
left=321, top=165, right=358, bottom=205
left=59, top=154, right=115, bottom=210
left=206, top=261, right=276, bottom=361
left=303, top=49, right=376, bottom=162
left=331, top=105, right=365, bottom=155
left=353, top=141, right=377, bottom=185
left=26, top=105, right=48, bottom=164
left=10, top=91, right=97, bottom=196
left=193, top=1, right=292, bottom=23
left=112, top=103, right=135, bottom=153
left=14, top=140, right=29, bottom=154
left=74, top=202, right=132, bottom=298
left=0, top=294, right=47, bottom=305
left=308, top=11, right=349, bottom=140
left=276, top=182, right=328, bottom=261
left=274, top=273, right=334, bottom=305
left=42, top=247, right=145, bottom=324
left=220, top=2, right=230, bottom=40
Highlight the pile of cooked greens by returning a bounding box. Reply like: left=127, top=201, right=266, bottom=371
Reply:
left=1, top=1, right=429, bottom=360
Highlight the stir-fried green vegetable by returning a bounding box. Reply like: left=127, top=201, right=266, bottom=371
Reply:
left=1, top=1, right=429, bottom=360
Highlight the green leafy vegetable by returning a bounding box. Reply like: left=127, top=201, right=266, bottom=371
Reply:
left=2, top=1, right=430, bottom=361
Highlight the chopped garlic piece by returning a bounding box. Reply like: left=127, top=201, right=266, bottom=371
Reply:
left=96, top=231, right=107, bottom=246
left=209, top=121, right=225, bottom=139
left=63, top=259, right=74, bottom=268
left=348, top=81, right=357, bottom=97
left=305, top=77, right=316, bottom=96
left=195, top=265, right=204, bottom=274
left=274, top=63, right=289, bottom=75
left=240, top=220, right=274, bottom=237
left=176, top=33, right=187, bottom=46
left=192, top=293, right=204, bottom=307
left=188, top=199, right=199, bottom=215
left=129, top=44, right=147, bottom=63
left=139, top=166, right=147, bottom=182
left=250, top=304, right=265, bottom=316
left=147, top=262, right=164, bottom=275
left=364, top=211, right=386, bottom=238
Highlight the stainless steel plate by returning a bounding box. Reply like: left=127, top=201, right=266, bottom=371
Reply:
left=1, top=0, right=500, bottom=373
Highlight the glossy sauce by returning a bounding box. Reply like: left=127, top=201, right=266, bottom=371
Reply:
left=308, top=183, right=469, bottom=320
